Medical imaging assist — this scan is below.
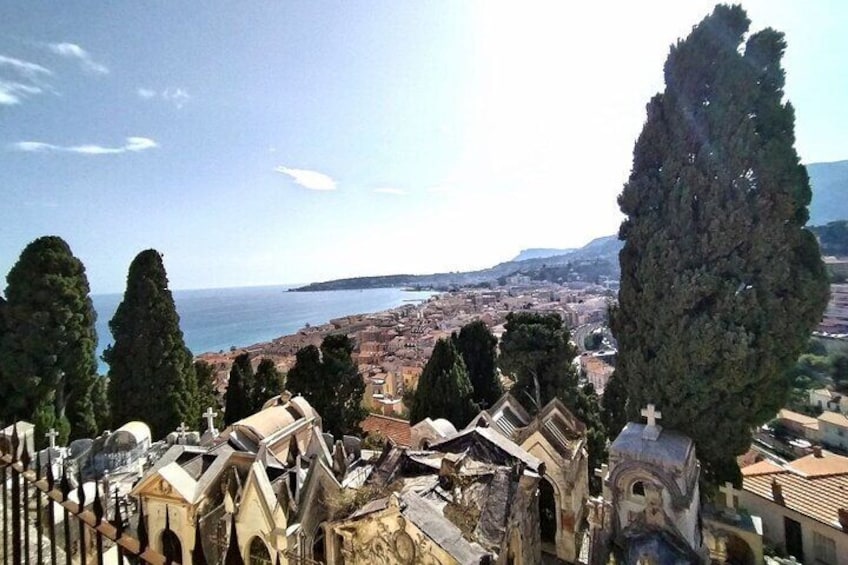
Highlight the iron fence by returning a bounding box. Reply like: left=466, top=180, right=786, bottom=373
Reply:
left=0, top=423, right=169, bottom=565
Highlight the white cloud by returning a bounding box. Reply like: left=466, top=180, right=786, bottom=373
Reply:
left=48, top=42, right=108, bottom=74
left=10, top=136, right=158, bottom=155
left=275, top=166, right=337, bottom=191
left=426, top=185, right=451, bottom=193
left=0, top=55, right=52, bottom=79
left=137, top=86, right=191, bottom=108
left=373, top=188, right=407, bottom=195
left=0, top=81, right=42, bottom=105
left=162, top=87, right=190, bottom=108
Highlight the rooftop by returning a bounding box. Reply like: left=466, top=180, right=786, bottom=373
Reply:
left=361, top=414, right=412, bottom=447
left=742, top=450, right=848, bottom=531
left=609, top=422, right=694, bottom=470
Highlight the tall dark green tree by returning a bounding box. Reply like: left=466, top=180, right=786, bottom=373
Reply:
left=453, top=320, right=502, bottom=410
left=0, top=236, right=99, bottom=444
left=498, top=312, right=578, bottom=414
left=611, top=5, right=829, bottom=485
left=286, top=335, right=367, bottom=438
left=224, top=353, right=254, bottom=425
left=252, top=358, right=284, bottom=411
left=409, top=338, right=476, bottom=428
left=194, top=360, right=222, bottom=428
left=104, top=250, right=198, bottom=439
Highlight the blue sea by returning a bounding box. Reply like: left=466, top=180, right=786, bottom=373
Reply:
left=91, top=286, right=434, bottom=374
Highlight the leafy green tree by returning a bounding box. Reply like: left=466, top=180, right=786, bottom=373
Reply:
left=0, top=236, right=99, bottom=444
left=286, top=335, right=367, bottom=438
left=104, top=250, right=198, bottom=439
left=611, top=5, right=829, bottom=485
left=252, top=357, right=283, bottom=411
left=194, top=360, right=222, bottom=428
left=584, top=332, right=603, bottom=351
left=498, top=312, right=578, bottom=414
left=409, top=337, right=476, bottom=427
left=223, top=353, right=254, bottom=425
left=453, top=320, right=502, bottom=409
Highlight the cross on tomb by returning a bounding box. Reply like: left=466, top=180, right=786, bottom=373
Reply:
left=176, top=422, right=189, bottom=441
left=719, top=481, right=736, bottom=510
left=45, top=428, right=59, bottom=449
left=594, top=463, right=609, bottom=481
left=641, top=404, right=662, bottom=428
left=203, top=407, right=218, bottom=433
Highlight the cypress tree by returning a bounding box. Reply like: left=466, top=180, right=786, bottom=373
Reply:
left=104, top=250, right=198, bottom=439
left=223, top=353, right=254, bottom=425
left=611, top=5, right=829, bottom=485
left=0, top=236, right=99, bottom=444
left=498, top=312, right=578, bottom=414
left=453, top=320, right=502, bottom=409
left=409, top=338, right=476, bottom=428
left=252, top=357, right=284, bottom=412
left=286, top=335, right=367, bottom=438
left=194, top=360, right=222, bottom=428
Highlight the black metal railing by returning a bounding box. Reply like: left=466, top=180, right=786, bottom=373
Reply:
left=0, top=423, right=169, bottom=565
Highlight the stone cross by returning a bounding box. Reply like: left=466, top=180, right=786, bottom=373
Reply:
left=641, top=403, right=663, bottom=441
left=594, top=463, right=609, bottom=481
left=203, top=407, right=218, bottom=433
left=45, top=428, right=59, bottom=449
left=719, top=482, right=736, bottom=510
left=641, top=404, right=662, bottom=427
left=176, top=422, right=189, bottom=442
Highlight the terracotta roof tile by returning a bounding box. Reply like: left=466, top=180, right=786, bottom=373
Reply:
left=742, top=451, right=848, bottom=530
left=361, top=414, right=411, bottom=447
left=818, top=411, right=848, bottom=427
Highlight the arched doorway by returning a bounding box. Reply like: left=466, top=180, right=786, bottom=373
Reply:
left=161, top=529, right=183, bottom=564
left=248, top=537, right=272, bottom=565
left=539, top=478, right=558, bottom=547
left=725, top=533, right=755, bottom=565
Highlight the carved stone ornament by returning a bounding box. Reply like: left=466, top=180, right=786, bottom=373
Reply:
left=158, top=478, right=173, bottom=496
left=393, top=530, right=416, bottom=562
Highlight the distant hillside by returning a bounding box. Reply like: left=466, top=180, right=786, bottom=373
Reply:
left=808, top=160, right=848, bottom=225
left=292, top=235, right=623, bottom=291
left=512, top=248, right=574, bottom=262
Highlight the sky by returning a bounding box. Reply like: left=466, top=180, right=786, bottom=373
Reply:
left=1, top=2, right=846, bottom=294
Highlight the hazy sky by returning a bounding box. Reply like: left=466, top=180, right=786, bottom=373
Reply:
left=1, top=1, right=846, bottom=293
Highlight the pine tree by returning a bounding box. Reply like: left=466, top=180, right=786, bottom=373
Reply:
left=498, top=312, right=578, bottom=414
left=453, top=320, right=502, bottom=409
left=252, top=358, right=283, bottom=412
left=104, top=250, right=198, bottom=439
left=223, top=353, right=254, bottom=425
left=0, top=236, right=99, bottom=444
left=611, top=5, right=829, bottom=485
left=409, top=338, right=476, bottom=428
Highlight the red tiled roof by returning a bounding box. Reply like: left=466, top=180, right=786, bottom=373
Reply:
left=361, top=414, right=411, bottom=447
left=742, top=450, right=848, bottom=530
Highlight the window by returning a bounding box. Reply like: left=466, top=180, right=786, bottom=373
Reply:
left=813, top=531, right=836, bottom=565
left=631, top=481, right=646, bottom=498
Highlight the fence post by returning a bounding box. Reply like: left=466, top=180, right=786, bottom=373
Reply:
left=34, top=454, right=42, bottom=565
left=2, top=441, right=9, bottom=565
left=20, top=444, right=30, bottom=565
left=46, top=454, right=56, bottom=565
left=59, top=464, right=71, bottom=565
left=11, top=424, right=21, bottom=565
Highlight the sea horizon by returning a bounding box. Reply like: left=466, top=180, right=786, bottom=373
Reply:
left=91, top=285, right=435, bottom=375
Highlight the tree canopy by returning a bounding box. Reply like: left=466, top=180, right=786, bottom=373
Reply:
left=453, top=320, right=502, bottom=410
left=0, top=236, right=99, bottom=444
left=498, top=312, right=578, bottom=414
left=286, top=334, right=367, bottom=438
left=409, top=337, right=476, bottom=428
left=223, top=353, right=254, bottom=425
left=610, top=5, right=829, bottom=485
left=104, top=250, right=198, bottom=439
left=252, top=357, right=284, bottom=411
